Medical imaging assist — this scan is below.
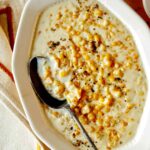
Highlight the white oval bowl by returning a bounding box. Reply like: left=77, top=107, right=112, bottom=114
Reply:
left=12, top=0, right=150, bottom=150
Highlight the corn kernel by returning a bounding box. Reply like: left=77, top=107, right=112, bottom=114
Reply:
left=45, top=76, right=53, bottom=85
left=99, top=44, right=106, bottom=51
left=56, top=12, right=62, bottom=20
left=99, top=95, right=104, bottom=103
left=63, top=90, right=69, bottom=97
left=93, top=109, right=98, bottom=115
left=75, top=53, right=81, bottom=58
left=89, top=60, right=97, bottom=71
left=36, top=144, right=41, bottom=150
left=98, top=77, right=105, bottom=85
left=87, top=113, right=96, bottom=121
left=114, top=62, right=120, bottom=69
left=85, top=85, right=92, bottom=91
left=79, top=115, right=88, bottom=124
left=52, top=111, right=60, bottom=117
left=109, top=75, right=115, bottom=82
left=98, top=111, right=104, bottom=116
left=133, top=53, right=139, bottom=59
left=125, top=36, right=131, bottom=41
left=112, top=88, right=122, bottom=98
left=59, top=52, right=64, bottom=59
left=85, top=32, right=93, bottom=41
left=104, top=53, right=112, bottom=60
left=125, top=61, right=132, bottom=69
left=99, top=68, right=104, bottom=77
left=125, top=103, right=135, bottom=113
left=80, top=46, right=86, bottom=53
left=70, top=45, right=76, bottom=51
left=74, top=81, right=80, bottom=88
left=66, top=26, right=72, bottom=32
left=44, top=67, right=51, bottom=79
left=54, top=57, right=60, bottom=67
left=111, top=41, right=122, bottom=46
left=78, top=102, right=84, bottom=108
left=82, top=12, right=89, bottom=20
left=104, top=120, right=111, bottom=128
left=54, top=80, right=65, bottom=95
left=94, top=9, right=103, bottom=17
left=113, top=69, right=124, bottom=78
left=104, top=95, right=114, bottom=106
left=81, top=105, right=91, bottom=114
left=75, top=129, right=80, bottom=136
left=103, top=86, right=110, bottom=95
left=104, top=106, right=111, bottom=112
left=90, top=126, right=96, bottom=132
left=73, top=13, right=78, bottom=18
left=102, top=20, right=109, bottom=27
left=58, top=85, right=65, bottom=95
left=96, top=118, right=103, bottom=126
left=79, top=39, right=86, bottom=46
left=79, top=24, right=84, bottom=30
left=74, top=107, right=80, bottom=114
left=73, top=36, right=82, bottom=45
left=72, top=58, right=78, bottom=66
left=109, top=31, right=115, bottom=37
left=103, top=54, right=114, bottom=67
left=109, top=23, right=115, bottom=30
left=121, top=120, right=128, bottom=127
left=95, top=104, right=104, bottom=111
left=94, top=34, right=101, bottom=42
left=84, top=54, right=90, bottom=60
left=59, top=70, right=70, bottom=78
left=71, top=98, right=79, bottom=106
left=70, top=30, right=76, bottom=35
left=93, top=93, right=99, bottom=100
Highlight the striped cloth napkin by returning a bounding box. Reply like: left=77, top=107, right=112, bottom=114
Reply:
left=0, top=25, right=39, bottom=150
left=0, top=0, right=49, bottom=150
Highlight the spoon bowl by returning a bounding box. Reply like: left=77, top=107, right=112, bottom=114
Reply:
left=28, top=56, right=67, bottom=109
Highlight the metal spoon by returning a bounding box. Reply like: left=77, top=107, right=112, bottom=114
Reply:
left=28, top=56, right=98, bottom=150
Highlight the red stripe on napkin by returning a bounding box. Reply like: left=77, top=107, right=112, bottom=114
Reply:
left=0, top=7, right=14, bottom=49
left=124, top=0, right=150, bottom=27
left=0, top=62, right=14, bottom=82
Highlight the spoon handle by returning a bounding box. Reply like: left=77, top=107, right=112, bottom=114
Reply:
left=65, top=105, right=98, bottom=150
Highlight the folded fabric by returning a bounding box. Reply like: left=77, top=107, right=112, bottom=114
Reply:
left=0, top=17, right=24, bottom=117
left=0, top=96, right=36, bottom=150
left=0, top=0, right=26, bottom=36
left=0, top=0, right=50, bottom=149
left=0, top=25, right=24, bottom=115
left=0, top=25, right=46, bottom=149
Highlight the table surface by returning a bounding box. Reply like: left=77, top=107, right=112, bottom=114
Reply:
left=124, top=0, right=150, bottom=27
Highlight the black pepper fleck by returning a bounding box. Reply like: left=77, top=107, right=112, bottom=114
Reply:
left=47, top=41, right=60, bottom=49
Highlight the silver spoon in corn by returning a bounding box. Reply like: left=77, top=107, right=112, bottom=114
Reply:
left=28, top=56, right=98, bottom=150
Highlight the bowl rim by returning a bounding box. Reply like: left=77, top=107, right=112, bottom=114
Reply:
left=12, top=0, right=150, bottom=150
